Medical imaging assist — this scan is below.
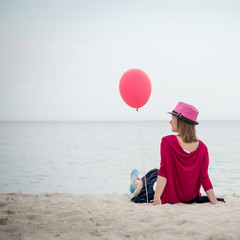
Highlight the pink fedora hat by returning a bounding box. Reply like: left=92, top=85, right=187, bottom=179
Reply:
left=168, top=102, right=199, bottom=125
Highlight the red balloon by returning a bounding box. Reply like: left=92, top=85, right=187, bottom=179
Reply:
left=119, top=69, right=151, bottom=110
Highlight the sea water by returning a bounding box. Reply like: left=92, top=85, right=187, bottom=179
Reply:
left=0, top=121, right=239, bottom=195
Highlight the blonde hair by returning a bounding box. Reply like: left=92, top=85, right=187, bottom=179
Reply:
left=177, top=118, right=198, bottom=143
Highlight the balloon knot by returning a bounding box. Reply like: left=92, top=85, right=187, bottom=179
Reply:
left=136, top=108, right=139, bottom=112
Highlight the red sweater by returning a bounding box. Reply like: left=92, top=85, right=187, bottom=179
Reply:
left=158, top=135, right=213, bottom=204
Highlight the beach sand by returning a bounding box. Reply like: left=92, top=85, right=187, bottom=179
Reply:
left=0, top=193, right=240, bottom=240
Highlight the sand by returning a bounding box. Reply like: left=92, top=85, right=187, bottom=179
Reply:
left=0, top=193, right=240, bottom=240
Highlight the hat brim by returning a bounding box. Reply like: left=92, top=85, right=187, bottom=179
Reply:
left=168, top=111, right=199, bottom=125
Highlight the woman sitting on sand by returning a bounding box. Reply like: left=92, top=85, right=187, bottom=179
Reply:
left=153, top=102, right=224, bottom=205
left=129, top=102, right=224, bottom=205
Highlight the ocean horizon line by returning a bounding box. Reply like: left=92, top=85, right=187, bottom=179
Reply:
left=0, top=119, right=240, bottom=123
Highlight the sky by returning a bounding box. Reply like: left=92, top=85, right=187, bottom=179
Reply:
left=0, top=0, right=239, bottom=121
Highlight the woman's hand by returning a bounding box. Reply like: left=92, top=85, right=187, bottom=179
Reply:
left=213, top=201, right=225, bottom=205
left=206, top=189, right=225, bottom=205
left=153, top=196, right=161, bottom=206
left=153, top=176, right=166, bottom=206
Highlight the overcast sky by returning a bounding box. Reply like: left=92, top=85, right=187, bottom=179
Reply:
left=0, top=0, right=239, bottom=121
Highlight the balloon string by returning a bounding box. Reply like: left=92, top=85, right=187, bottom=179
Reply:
left=137, top=110, right=149, bottom=203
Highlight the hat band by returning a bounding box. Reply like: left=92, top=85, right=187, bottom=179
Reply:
left=172, top=111, right=198, bottom=125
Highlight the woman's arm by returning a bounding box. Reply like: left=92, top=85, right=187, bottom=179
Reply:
left=153, top=176, right=167, bottom=205
left=153, top=139, right=168, bottom=205
left=206, top=188, right=222, bottom=204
